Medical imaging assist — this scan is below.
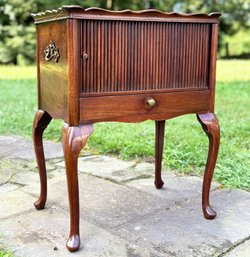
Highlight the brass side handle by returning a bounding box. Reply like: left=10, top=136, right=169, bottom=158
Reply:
left=44, top=41, right=60, bottom=62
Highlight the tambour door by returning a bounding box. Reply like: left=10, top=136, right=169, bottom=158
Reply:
left=79, top=19, right=213, bottom=123
left=79, top=20, right=212, bottom=96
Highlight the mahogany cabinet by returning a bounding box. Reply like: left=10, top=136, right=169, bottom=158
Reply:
left=32, top=6, right=221, bottom=252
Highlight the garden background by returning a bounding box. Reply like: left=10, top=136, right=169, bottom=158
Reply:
left=0, top=1, right=249, bottom=191
left=0, top=1, right=249, bottom=256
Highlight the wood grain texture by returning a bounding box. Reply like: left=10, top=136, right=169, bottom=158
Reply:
left=67, top=19, right=80, bottom=125
left=155, top=120, right=165, bottom=189
left=197, top=113, right=220, bottom=219
left=80, top=91, right=210, bottom=123
left=32, top=6, right=221, bottom=24
left=62, top=123, right=94, bottom=252
left=32, top=6, right=221, bottom=253
left=36, top=29, right=41, bottom=109
left=37, top=20, right=69, bottom=122
left=80, top=20, right=211, bottom=94
left=208, top=24, right=219, bottom=112
left=33, top=110, right=52, bottom=210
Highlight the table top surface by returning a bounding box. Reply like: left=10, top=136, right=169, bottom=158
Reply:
left=32, top=6, right=221, bottom=24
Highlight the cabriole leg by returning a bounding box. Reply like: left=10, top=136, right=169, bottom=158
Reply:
left=62, top=123, right=93, bottom=252
left=33, top=110, right=52, bottom=210
left=155, top=120, right=165, bottom=189
left=197, top=113, right=220, bottom=219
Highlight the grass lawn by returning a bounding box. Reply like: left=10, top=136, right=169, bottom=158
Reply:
left=0, top=60, right=249, bottom=190
left=0, top=250, right=13, bottom=257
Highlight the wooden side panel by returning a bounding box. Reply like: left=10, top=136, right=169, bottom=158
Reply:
left=36, top=29, right=41, bottom=109
left=37, top=20, right=68, bottom=122
left=80, top=91, right=210, bottom=123
left=80, top=20, right=211, bottom=95
left=67, top=19, right=80, bottom=126
left=208, top=23, right=219, bottom=112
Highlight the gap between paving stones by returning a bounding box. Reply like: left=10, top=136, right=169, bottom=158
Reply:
left=217, top=236, right=250, bottom=257
left=12, top=192, right=181, bottom=257
left=1, top=194, right=167, bottom=257
left=0, top=208, right=36, bottom=222
left=1, top=136, right=249, bottom=257
left=108, top=186, right=221, bottom=231
left=21, top=172, right=220, bottom=233
left=73, top=169, right=153, bottom=185
left=16, top=155, right=222, bottom=231
left=2, top=153, right=221, bottom=230
left=108, top=189, right=250, bottom=257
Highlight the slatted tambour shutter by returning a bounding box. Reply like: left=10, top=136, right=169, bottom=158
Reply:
left=80, top=20, right=211, bottom=94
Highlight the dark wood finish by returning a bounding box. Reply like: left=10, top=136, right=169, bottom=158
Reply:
left=32, top=7, right=220, bottom=126
left=62, top=123, right=93, bottom=252
left=67, top=19, right=80, bottom=126
left=37, top=20, right=69, bottom=122
left=80, top=20, right=210, bottom=94
left=155, top=120, right=165, bottom=189
left=80, top=91, right=210, bottom=123
left=209, top=24, right=219, bottom=112
left=32, top=6, right=221, bottom=252
left=32, top=6, right=221, bottom=24
left=33, top=110, right=52, bottom=210
left=197, top=113, right=220, bottom=219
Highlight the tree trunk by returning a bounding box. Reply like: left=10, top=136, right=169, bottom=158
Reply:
left=13, top=55, right=17, bottom=65
left=225, top=43, right=230, bottom=58
left=145, top=0, right=154, bottom=9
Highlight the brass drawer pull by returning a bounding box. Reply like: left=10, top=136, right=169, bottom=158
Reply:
left=146, top=98, right=156, bottom=107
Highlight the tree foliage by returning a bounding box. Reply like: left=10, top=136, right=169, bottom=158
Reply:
left=0, top=0, right=249, bottom=64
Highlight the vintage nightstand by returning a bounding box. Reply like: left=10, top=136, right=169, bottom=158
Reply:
left=32, top=6, right=221, bottom=252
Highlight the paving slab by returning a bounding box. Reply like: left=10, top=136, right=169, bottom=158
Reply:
left=0, top=188, right=36, bottom=219
left=1, top=135, right=250, bottom=257
left=0, top=159, right=37, bottom=184
left=0, top=159, right=22, bottom=185
left=126, top=173, right=220, bottom=202
left=0, top=183, right=19, bottom=194
left=57, top=155, right=152, bottom=183
left=0, top=136, right=63, bottom=160
left=20, top=177, right=250, bottom=257
left=23, top=173, right=168, bottom=229
left=224, top=239, right=250, bottom=257
left=0, top=206, right=151, bottom=257
left=10, top=170, right=39, bottom=186
left=9, top=159, right=60, bottom=186
left=0, top=167, right=12, bottom=185
left=115, top=189, right=250, bottom=257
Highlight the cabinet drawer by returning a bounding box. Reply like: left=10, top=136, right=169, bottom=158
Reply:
left=80, top=90, right=209, bottom=123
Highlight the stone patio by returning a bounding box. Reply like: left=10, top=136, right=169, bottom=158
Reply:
left=0, top=135, right=249, bottom=257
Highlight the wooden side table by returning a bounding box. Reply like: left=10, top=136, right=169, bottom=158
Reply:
left=32, top=6, right=221, bottom=252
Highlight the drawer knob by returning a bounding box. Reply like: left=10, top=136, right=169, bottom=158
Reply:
left=146, top=98, right=156, bottom=107
left=83, top=53, right=88, bottom=60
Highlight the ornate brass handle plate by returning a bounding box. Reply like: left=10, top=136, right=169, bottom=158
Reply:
left=44, top=41, right=60, bottom=62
